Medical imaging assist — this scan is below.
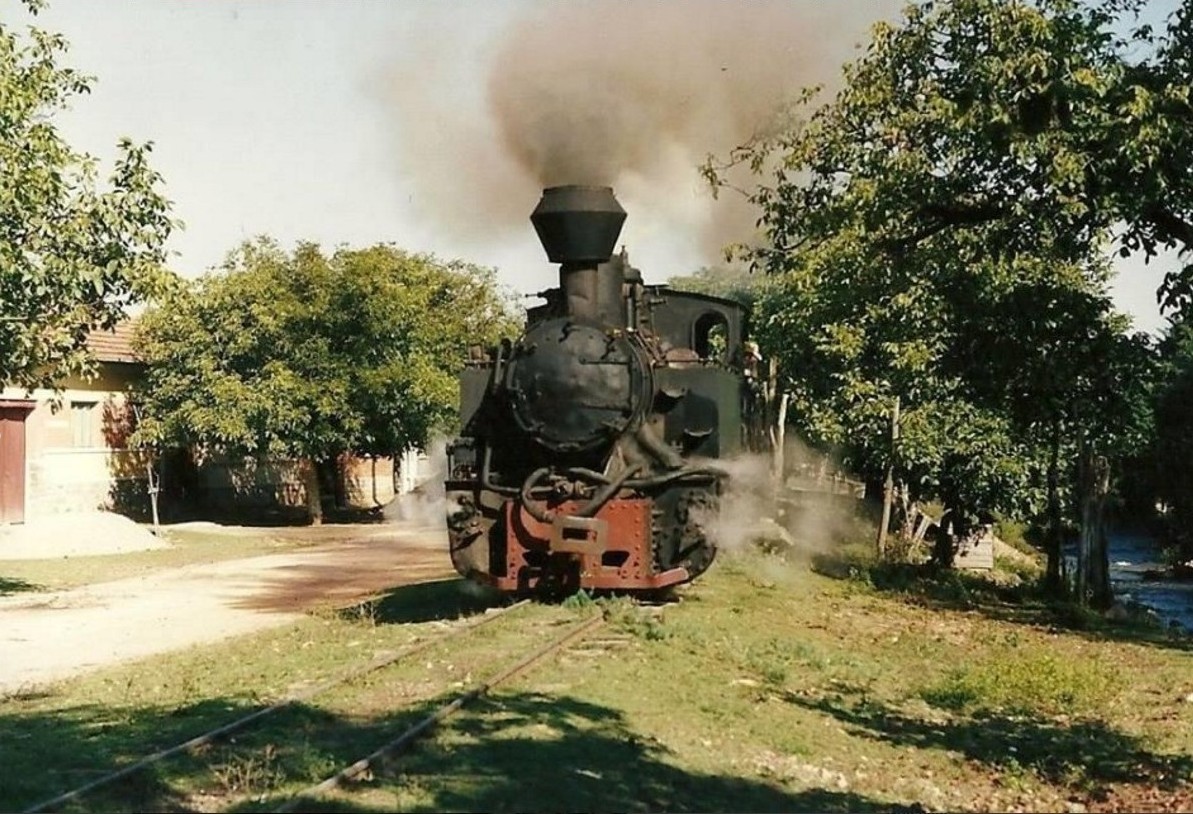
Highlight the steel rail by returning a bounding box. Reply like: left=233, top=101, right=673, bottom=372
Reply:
left=22, top=599, right=531, bottom=814
left=274, top=612, right=605, bottom=812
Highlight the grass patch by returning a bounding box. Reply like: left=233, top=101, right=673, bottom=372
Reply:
left=598, top=596, right=671, bottom=641
left=0, top=574, right=44, bottom=596
left=921, top=650, right=1121, bottom=717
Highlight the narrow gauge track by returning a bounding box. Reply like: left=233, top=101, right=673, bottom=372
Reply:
left=273, top=611, right=606, bottom=813
left=22, top=598, right=532, bottom=814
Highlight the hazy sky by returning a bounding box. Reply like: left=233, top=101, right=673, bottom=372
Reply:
left=4, top=0, right=1175, bottom=334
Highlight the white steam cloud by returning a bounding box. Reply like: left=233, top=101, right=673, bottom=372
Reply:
left=383, top=437, right=450, bottom=528
left=699, top=437, right=860, bottom=560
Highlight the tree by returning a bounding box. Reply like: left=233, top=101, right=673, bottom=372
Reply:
left=709, top=0, right=1193, bottom=310
left=1154, top=315, right=1193, bottom=559
left=704, top=0, right=1164, bottom=596
left=133, top=239, right=519, bottom=523
left=667, top=264, right=764, bottom=310
left=0, top=1, right=174, bottom=391
left=745, top=229, right=1047, bottom=528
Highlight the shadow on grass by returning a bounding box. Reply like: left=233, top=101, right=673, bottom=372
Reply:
left=0, top=696, right=344, bottom=814
left=338, top=577, right=511, bottom=625
left=153, top=503, right=391, bottom=529
left=270, top=692, right=928, bottom=814
left=2, top=691, right=927, bottom=814
left=0, top=575, right=43, bottom=597
left=784, top=689, right=1193, bottom=794
left=218, top=503, right=390, bottom=528
left=810, top=552, right=1193, bottom=654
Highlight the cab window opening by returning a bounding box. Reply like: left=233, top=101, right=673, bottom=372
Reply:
left=694, top=311, right=729, bottom=362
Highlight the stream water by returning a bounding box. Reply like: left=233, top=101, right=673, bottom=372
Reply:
left=1102, top=529, right=1193, bottom=631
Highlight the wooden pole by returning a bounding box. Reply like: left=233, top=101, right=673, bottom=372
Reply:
left=773, top=392, right=790, bottom=486
left=876, top=396, right=900, bottom=558
left=145, top=456, right=160, bottom=535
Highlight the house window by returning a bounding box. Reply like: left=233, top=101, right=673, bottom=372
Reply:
left=71, top=401, right=98, bottom=448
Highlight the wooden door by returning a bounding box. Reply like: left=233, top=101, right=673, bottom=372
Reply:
left=0, top=402, right=33, bottom=524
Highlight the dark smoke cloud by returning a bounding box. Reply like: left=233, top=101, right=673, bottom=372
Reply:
left=385, top=1, right=897, bottom=267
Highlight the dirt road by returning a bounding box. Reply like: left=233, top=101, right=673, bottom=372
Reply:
left=0, top=520, right=455, bottom=694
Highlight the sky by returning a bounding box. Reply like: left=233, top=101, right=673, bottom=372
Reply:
left=3, top=0, right=1178, bottom=335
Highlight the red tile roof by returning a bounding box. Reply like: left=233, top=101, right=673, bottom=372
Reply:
left=87, top=321, right=140, bottom=364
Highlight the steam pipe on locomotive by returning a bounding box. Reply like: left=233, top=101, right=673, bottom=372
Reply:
left=445, top=185, right=752, bottom=595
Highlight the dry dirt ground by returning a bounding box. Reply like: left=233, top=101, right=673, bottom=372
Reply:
left=0, top=518, right=454, bottom=694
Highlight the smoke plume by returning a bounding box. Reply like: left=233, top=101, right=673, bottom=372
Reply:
left=384, top=1, right=896, bottom=266
left=489, top=3, right=851, bottom=185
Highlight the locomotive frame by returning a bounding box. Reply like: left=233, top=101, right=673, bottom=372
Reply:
left=445, top=185, right=752, bottom=596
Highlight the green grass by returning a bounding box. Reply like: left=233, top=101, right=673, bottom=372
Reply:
left=2, top=546, right=1192, bottom=812
left=921, top=649, right=1121, bottom=717
left=0, top=574, right=42, bottom=596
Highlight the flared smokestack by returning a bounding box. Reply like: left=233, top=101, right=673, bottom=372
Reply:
left=531, top=186, right=626, bottom=321
left=531, top=185, right=626, bottom=264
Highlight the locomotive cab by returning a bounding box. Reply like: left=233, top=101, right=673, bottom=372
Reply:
left=446, top=185, right=748, bottom=596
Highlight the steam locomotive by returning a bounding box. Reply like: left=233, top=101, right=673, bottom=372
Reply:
left=445, top=185, right=751, bottom=595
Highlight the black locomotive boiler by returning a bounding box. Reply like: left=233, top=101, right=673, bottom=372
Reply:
left=445, top=185, right=750, bottom=595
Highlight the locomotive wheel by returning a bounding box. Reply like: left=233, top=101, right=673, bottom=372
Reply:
left=650, top=487, right=718, bottom=579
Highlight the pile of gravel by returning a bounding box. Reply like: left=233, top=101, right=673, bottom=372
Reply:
left=0, top=511, right=171, bottom=560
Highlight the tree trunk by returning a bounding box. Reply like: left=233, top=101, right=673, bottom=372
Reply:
left=898, top=482, right=914, bottom=539
left=303, top=459, right=323, bottom=526
left=759, top=356, right=779, bottom=456
left=314, top=455, right=346, bottom=510
left=876, top=396, right=900, bottom=559
left=1044, top=420, right=1064, bottom=594
left=1078, top=448, right=1113, bottom=608
left=332, top=453, right=348, bottom=509
left=933, top=507, right=958, bottom=569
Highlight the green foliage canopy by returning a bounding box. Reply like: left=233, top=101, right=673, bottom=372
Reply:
left=717, top=0, right=1193, bottom=309
left=0, top=1, right=174, bottom=390
left=133, top=239, right=519, bottom=462
left=703, top=0, right=1165, bottom=523
left=666, top=264, right=763, bottom=310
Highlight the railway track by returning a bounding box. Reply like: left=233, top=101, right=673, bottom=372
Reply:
left=22, top=597, right=541, bottom=814
left=23, top=598, right=612, bottom=814
left=273, top=611, right=606, bottom=812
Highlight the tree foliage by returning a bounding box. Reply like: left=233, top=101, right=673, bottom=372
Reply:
left=714, top=0, right=1193, bottom=309
left=666, top=264, right=764, bottom=310
left=0, top=0, right=174, bottom=390
left=133, top=240, right=519, bottom=507
left=704, top=0, right=1165, bottom=584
